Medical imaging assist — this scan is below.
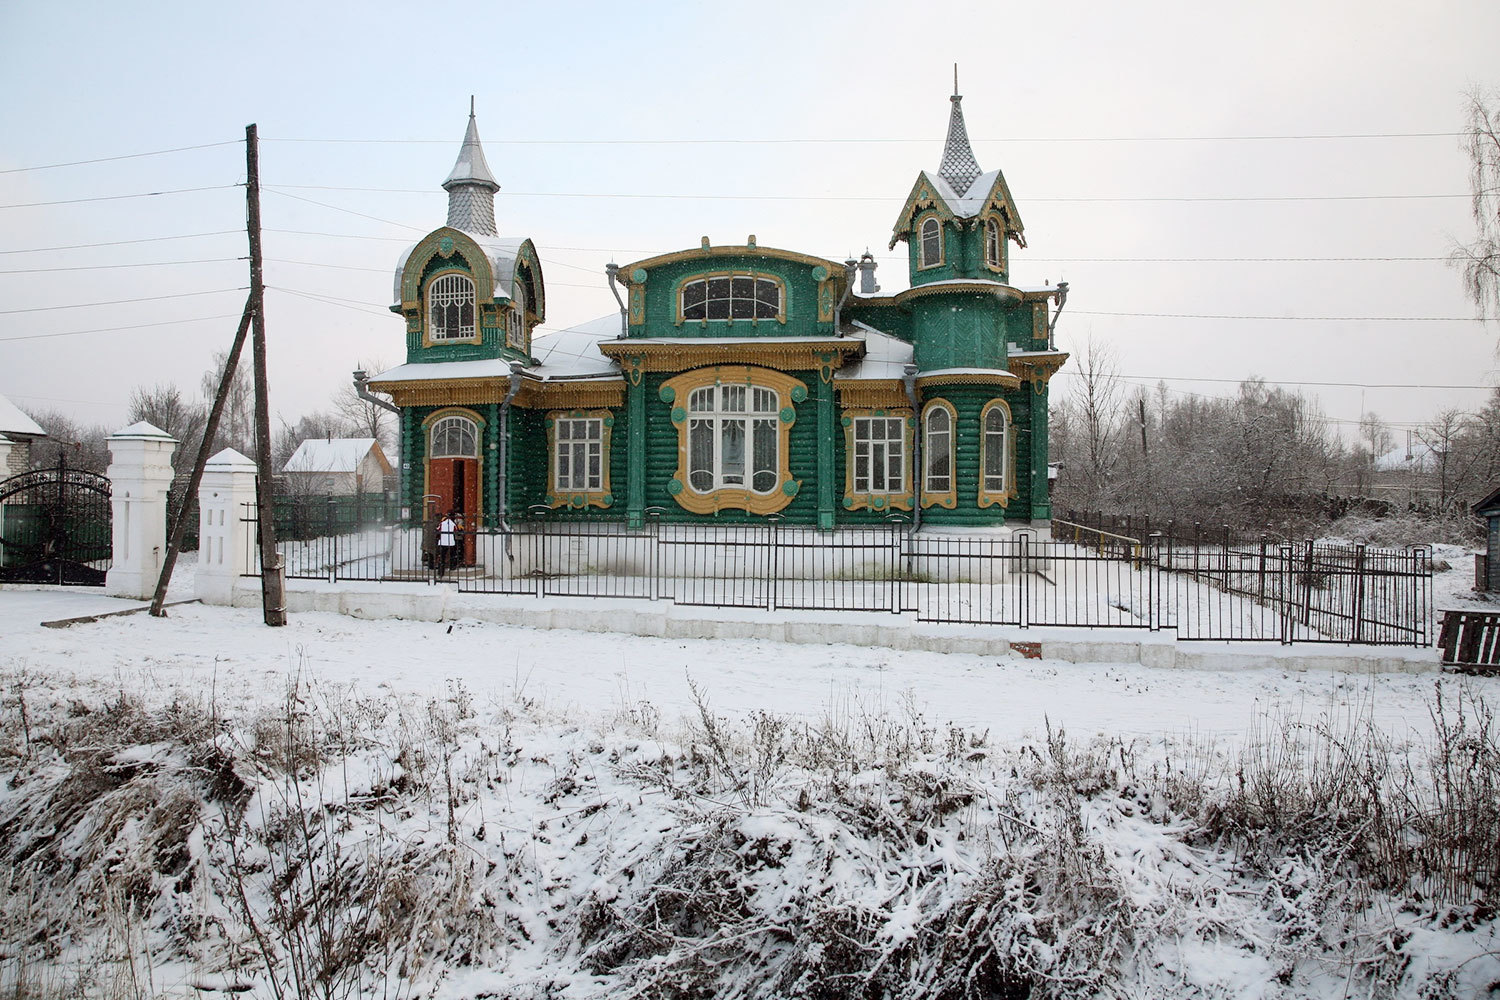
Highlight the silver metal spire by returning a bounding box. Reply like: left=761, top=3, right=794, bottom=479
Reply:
left=443, top=100, right=499, bottom=235
left=937, top=68, right=982, bottom=194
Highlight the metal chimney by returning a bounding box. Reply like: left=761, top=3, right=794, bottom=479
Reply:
left=858, top=251, right=880, bottom=294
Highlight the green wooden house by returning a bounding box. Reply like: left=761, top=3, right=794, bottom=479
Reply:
left=367, top=91, right=1068, bottom=538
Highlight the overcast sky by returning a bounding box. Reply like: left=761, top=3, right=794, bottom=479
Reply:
left=2, top=0, right=1497, bottom=443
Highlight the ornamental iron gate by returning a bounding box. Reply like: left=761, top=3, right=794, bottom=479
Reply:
left=0, top=461, right=113, bottom=586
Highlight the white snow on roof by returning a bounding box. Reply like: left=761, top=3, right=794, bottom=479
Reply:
left=922, top=167, right=1001, bottom=219
left=1374, top=441, right=1437, bottom=473
left=0, top=392, right=45, bottom=438
left=835, top=322, right=913, bottom=382
left=392, top=235, right=529, bottom=304
left=531, top=314, right=623, bottom=380
left=284, top=438, right=383, bottom=475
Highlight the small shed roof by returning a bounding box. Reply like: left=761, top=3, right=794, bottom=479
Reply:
left=1474, top=485, right=1500, bottom=518
left=0, top=392, right=45, bottom=439
left=283, top=438, right=391, bottom=476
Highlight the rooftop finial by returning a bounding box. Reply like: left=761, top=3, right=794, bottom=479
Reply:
left=443, top=105, right=499, bottom=235
left=937, top=77, right=982, bottom=193
left=470, top=94, right=475, bottom=117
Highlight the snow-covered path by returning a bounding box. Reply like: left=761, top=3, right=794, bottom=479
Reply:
left=0, top=586, right=1478, bottom=747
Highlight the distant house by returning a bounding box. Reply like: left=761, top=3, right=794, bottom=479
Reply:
left=0, top=392, right=46, bottom=478
left=282, top=438, right=393, bottom=495
left=1475, top=485, right=1500, bottom=593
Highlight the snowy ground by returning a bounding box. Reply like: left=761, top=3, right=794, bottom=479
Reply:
left=1, top=548, right=1497, bottom=999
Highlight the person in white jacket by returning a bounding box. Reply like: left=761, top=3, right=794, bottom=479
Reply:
left=437, top=511, right=457, bottom=574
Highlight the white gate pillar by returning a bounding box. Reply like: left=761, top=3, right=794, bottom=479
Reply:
left=105, top=421, right=178, bottom=599
left=196, top=448, right=257, bottom=606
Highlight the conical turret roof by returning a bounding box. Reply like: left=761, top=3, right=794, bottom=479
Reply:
left=937, top=87, right=982, bottom=194
left=443, top=102, right=499, bottom=236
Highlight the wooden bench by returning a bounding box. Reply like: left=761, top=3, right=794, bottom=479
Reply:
left=1438, top=609, right=1500, bottom=674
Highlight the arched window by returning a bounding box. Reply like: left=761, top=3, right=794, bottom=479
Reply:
left=922, top=400, right=957, bottom=508
left=429, top=415, right=479, bottom=458
left=427, top=273, right=476, bottom=341
left=919, top=217, right=943, bottom=269
left=984, top=217, right=1002, bottom=268
left=687, top=382, right=781, bottom=493
left=978, top=399, right=1013, bottom=508
left=507, top=282, right=528, bottom=351
left=660, top=366, right=804, bottom=515
left=680, top=273, right=783, bottom=322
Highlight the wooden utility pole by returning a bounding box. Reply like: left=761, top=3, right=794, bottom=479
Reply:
left=148, top=298, right=254, bottom=617
left=246, top=124, right=287, bottom=625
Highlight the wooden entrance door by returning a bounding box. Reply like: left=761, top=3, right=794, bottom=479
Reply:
left=427, top=458, right=479, bottom=564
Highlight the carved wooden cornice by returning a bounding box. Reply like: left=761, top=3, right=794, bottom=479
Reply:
left=367, top=376, right=626, bottom=409
left=914, top=370, right=1022, bottom=390
left=1008, top=351, right=1069, bottom=386
left=833, top=379, right=909, bottom=408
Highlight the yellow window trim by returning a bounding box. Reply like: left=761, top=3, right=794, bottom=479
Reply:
left=672, top=270, right=788, bottom=326
left=421, top=268, right=483, bottom=348
left=545, top=409, right=613, bottom=510
left=920, top=399, right=958, bottom=510
left=842, top=407, right=914, bottom=513
left=916, top=213, right=945, bottom=270
left=981, top=215, right=1004, bottom=273
left=660, top=366, right=805, bottom=516
left=977, top=398, right=1017, bottom=509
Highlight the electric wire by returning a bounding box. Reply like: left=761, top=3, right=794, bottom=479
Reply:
left=0, top=140, right=243, bottom=174
left=260, top=130, right=1464, bottom=146
left=0, top=257, right=243, bottom=275
left=0, top=184, right=241, bottom=210
left=0, top=231, right=243, bottom=255
left=0, top=287, right=246, bottom=315
left=0, top=313, right=243, bottom=342
left=1069, top=309, right=1479, bottom=322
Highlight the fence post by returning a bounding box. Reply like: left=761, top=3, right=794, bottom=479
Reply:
left=1301, top=540, right=1315, bottom=629
left=195, top=449, right=257, bottom=606
left=327, top=496, right=337, bottom=583
left=767, top=517, right=779, bottom=612
left=1258, top=536, right=1267, bottom=600
left=1351, top=544, right=1366, bottom=643
left=1148, top=532, right=1160, bottom=630
left=105, top=422, right=179, bottom=600
left=1280, top=544, right=1295, bottom=643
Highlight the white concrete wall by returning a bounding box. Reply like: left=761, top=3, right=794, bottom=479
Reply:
left=104, top=422, right=177, bottom=599
left=196, top=449, right=258, bottom=605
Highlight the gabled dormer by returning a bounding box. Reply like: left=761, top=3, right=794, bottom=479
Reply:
left=389, top=106, right=546, bottom=365
left=889, top=86, right=1027, bottom=286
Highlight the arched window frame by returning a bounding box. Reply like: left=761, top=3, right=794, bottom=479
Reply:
left=921, top=399, right=958, bottom=509
left=506, top=280, right=529, bottom=352
left=842, top=407, right=913, bottom=512
left=426, top=411, right=481, bottom=459
left=983, top=216, right=1003, bottom=271
left=917, top=215, right=944, bottom=270
left=978, top=398, right=1016, bottom=508
left=660, top=366, right=805, bottom=515
left=675, top=271, right=786, bottom=325
left=546, top=409, right=613, bottom=509
left=424, top=270, right=479, bottom=346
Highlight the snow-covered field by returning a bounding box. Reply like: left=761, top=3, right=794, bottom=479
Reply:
left=0, top=549, right=1496, bottom=999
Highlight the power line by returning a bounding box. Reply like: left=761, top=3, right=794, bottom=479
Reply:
left=0, top=257, right=243, bottom=275
left=0, top=312, right=242, bottom=342
left=0, top=230, right=242, bottom=255
left=0, top=140, right=242, bottom=174
left=263, top=189, right=425, bottom=232
left=261, top=130, right=1463, bottom=146
left=1070, top=309, right=1479, bottom=322
left=0, top=287, right=246, bottom=315
left=1055, top=371, right=1497, bottom=391
left=0, top=185, right=240, bottom=210
left=265, top=183, right=1467, bottom=205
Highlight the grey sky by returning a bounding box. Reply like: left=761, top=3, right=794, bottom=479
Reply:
left=1, top=0, right=1497, bottom=440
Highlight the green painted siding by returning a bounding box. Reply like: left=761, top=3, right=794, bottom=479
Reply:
left=911, top=294, right=1010, bottom=372
left=506, top=407, right=548, bottom=515
left=916, top=385, right=1031, bottom=527
left=629, top=254, right=834, bottom=339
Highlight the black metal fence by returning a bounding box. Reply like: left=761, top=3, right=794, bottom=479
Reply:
left=0, top=461, right=112, bottom=586
left=240, top=505, right=1432, bottom=646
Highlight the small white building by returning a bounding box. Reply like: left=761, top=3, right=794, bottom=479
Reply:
left=0, top=392, right=47, bottom=478
left=282, top=438, right=393, bottom=495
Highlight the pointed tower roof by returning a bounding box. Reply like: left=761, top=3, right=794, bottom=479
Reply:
left=442, top=99, right=499, bottom=236
left=937, top=73, right=982, bottom=194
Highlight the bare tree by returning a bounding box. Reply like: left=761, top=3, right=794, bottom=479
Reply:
left=21, top=407, right=111, bottom=472
left=1067, top=337, right=1122, bottom=509
left=199, top=349, right=255, bottom=456
left=1452, top=89, right=1500, bottom=323
left=332, top=358, right=392, bottom=448
left=128, top=383, right=206, bottom=461
left=1417, top=409, right=1482, bottom=513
